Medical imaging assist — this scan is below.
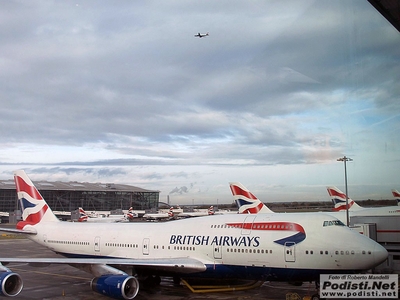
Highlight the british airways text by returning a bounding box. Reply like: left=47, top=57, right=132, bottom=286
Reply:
left=169, top=235, right=260, bottom=247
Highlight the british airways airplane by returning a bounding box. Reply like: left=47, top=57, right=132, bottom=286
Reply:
left=0, top=171, right=388, bottom=299
left=327, top=186, right=400, bottom=216
left=78, top=207, right=136, bottom=223
left=392, top=189, right=400, bottom=206
left=142, top=207, right=175, bottom=221
left=177, top=206, right=215, bottom=218
left=194, top=32, right=209, bottom=38
left=231, top=182, right=400, bottom=217
left=230, top=182, right=400, bottom=243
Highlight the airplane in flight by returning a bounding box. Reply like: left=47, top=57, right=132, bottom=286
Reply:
left=0, top=171, right=388, bottom=299
left=327, top=186, right=400, bottom=216
left=194, top=32, right=209, bottom=38
left=142, top=207, right=175, bottom=221
left=78, top=207, right=137, bottom=223
left=391, top=189, right=400, bottom=206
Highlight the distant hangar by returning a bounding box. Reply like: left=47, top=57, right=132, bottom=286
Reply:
left=0, top=179, right=160, bottom=219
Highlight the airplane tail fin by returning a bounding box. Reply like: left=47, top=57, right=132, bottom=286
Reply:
left=127, top=207, right=137, bottom=220
left=208, top=206, right=215, bottom=215
left=168, top=207, right=174, bottom=217
left=14, top=170, right=59, bottom=229
left=391, top=189, right=400, bottom=206
left=326, top=186, right=362, bottom=211
left=229, top=182, right=274, bottom=214
left=78, top=207, right=88, bottom=222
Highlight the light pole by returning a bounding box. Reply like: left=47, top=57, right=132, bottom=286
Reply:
left=337, top=156, right=353, bottom=226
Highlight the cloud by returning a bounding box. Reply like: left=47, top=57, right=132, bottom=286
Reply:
left=169, top=186, right=189, bottom=195
left=0, top=1, right=399, bottom=203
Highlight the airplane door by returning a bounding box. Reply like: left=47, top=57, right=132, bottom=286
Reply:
left=143, top=238, right=150, bottom=255
left=94, top=236, right=101, bottom=252
left=213, top=245, right=222, bottom=259
left=284, top=242, right=296, bottom=262
left=241, top=215, right=256, bottom=235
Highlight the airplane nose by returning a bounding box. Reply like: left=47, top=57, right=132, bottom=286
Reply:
left=373, top=243, right=388, bottom=266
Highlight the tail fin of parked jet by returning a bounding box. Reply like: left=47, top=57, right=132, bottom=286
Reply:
left=229, top=182, right=274, bottom=214
left=14, top=170, right=59, bottom=229
left=391, top=189, right=400, bottom=206
left=127, top=207, right=138, bottom=219
left=168, top=207, right=174, bottom=218
left=326, top=186, right=363, bottom=211
left=78, top=207, right=89, bottom=222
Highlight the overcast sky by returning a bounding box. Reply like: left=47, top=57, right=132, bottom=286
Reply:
left=1, top=1, right=399, bottom=206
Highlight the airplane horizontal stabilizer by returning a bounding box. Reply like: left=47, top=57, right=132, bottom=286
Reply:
left=0, top=227, right=37, bottom=235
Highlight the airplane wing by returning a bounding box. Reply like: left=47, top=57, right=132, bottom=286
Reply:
left=0, top=256, right=206, bottom=275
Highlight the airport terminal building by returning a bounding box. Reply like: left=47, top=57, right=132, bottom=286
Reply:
left=0, top=179, right=160, bottom=221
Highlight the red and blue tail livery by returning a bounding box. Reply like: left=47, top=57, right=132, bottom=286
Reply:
left=14, top=171, right=59, bottom=230
left=78, top=207, right=89, bottom=222
left=391, top=189, right=400, bottom=206
left=127, top=207, right=138, bottom=220
left=326, top=186, right=362, bottom=212
left=229, top=182, right=274, bottom=214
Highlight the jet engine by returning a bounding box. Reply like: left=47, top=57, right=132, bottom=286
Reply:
left=0, top=271, right=23, bottom=297
left=90, top=275, right=139, bottom=299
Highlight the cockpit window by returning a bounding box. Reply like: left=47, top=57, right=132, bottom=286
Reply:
left=323, top=220, right=345, bottom=227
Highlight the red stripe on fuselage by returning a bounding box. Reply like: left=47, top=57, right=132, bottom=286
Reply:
left=226, top=221, right=305, bottom=233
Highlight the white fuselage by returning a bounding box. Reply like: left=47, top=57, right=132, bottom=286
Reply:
left=85, top=215, right=129, bottom=223
left=349, top=206, right=400, bottom=217
left=27, top=212, right=387, bottom=282
left=142, top=213, right=171, bottom=220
